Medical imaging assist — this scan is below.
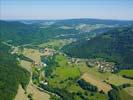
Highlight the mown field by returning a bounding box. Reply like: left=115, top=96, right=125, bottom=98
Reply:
left=119, top=89, right=133, bottom=100
left=124, top=87, right=133, bottom=96
left=39, top=39, right=73, bottom=50
left=118, top=70, right=133, bottom=77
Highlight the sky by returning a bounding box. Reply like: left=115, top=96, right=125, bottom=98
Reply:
left=0, top=0, right=133, bottom=20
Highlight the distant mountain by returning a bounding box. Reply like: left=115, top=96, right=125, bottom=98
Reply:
left=1, top=19, right=133, bottom=46
left=63, top=26, right=133, bottom=69
left=0, top=20, right=78, bottom=45
left=17, top=18, right=133, bottom=26
left=54, top=18, right=133, bottom=26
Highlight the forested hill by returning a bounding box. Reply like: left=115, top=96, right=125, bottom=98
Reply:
left=0, top=41, right=30, bottom=100
left=63, top=26, right=133, bottom=69
left=0, top=21, right=38, bottom=45
left=55, top=18, right=133, bottom=26
left=0, top=20, right=78, bottom=45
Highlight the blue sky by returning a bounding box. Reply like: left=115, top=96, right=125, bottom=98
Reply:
left=0, top=0, right=133, bottom=20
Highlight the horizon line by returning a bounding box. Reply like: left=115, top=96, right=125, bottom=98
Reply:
left=0, top=17, right=133, bottom=21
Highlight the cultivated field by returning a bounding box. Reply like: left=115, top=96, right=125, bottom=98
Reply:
left=118, top=70, right=133, bottom=77
left=106, top=74, right=133, bottom=86
left=20, top=60, right=32, bottom=72
left=39, top=39, right=73, bottom=50
left=81, top=73, right=112, bottom=93
left=26, top=80, right=50, bottom=100
left=119, top=89, right=133, bottom=100
left=124, top=87, right=133, bottom=96
left=15, top=85, right=28, bottom=100
left=23, top=48, right=41, bottom=64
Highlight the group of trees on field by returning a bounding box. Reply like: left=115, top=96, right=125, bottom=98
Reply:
left=108, top=84, right=131, bottom=100
left=77, top=79, right=98, bottom=92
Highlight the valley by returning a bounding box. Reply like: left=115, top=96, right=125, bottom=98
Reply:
left=0, top=19, right=133, bottom=100
left=11, top=39, right=133, bottom=100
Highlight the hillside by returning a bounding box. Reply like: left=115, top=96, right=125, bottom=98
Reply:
left=1, top=19, right=132, bottom=46
left=55, top=18, right=133, bottom=26
left=0, top=21, right=38, bottom=45
left=63, top=26, right=133, bottom=69
left=0, top=21, right=79, bottom=45
left=0, top=41, right=30, bottom=100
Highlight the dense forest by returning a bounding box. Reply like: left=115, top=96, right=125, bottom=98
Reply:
left=63, top=26, right=133, bottom=70
left=77, top=79, right=98, bottom=92
left=0, top=21, right=78, bottom=45
left=0, top=41, right=30, bottom=100
left=52, top=18, right=133, bottom=26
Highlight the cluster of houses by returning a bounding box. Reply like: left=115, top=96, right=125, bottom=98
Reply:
left=39, top=48, right=55, bottom=56
left=32, top=61, right=47, bottom=68
left=31, top=48, right=56, bottom=68
left=86, top=59, right=115, bottom=72
left=67, top=57, right=81, bottom=64
left=11, top=46, right=19, bottom=54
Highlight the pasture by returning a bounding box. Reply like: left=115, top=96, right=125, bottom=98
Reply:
left=118, top=70, right=133, bottom=77
left=39, top=39, right=73, bottom=50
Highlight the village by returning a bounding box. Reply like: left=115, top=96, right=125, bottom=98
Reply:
left=11, top=46, right=116, bottom=75
left=10, top=44, right=133, bottom=100
left=67, top=57, right=116, bottom=73
left=86, top=59, right=115, bottom=73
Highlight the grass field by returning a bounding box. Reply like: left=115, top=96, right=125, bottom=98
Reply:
left=26, top=81, right=50, bottom=100
left=124, top=87, right=133, bottom=96
left=23, top=48, right=41, bottom=64
left=39, top=39, right=73, bottom=50
left=20, top=60, right=32, bottom=72
left=106, top=74, right=133, bottom=86
left=81, top=73, right=112, bottom=93
left=118, top=70, right=133, bottom=77
left=119, top=89, right=133, bottom=100
left=47, top=54, right=80, bottom=88
left=15, top=85, right=28, bottom=100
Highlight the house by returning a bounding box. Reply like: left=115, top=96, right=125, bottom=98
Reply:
left=40, top=81, right=48, bottom=85
left=32, top=61, right=47, bottom=68
left=42, top=48, right=55, bottom=56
